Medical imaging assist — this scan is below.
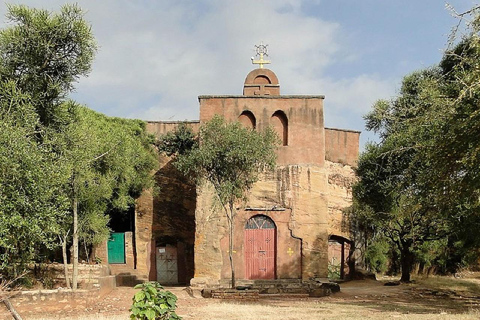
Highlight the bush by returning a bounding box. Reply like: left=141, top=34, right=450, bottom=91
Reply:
left=328, top=262, right=341, bottom=279
left=365, top=238, right=389, bottom=273
left=130, top=282, right=181, bottom=320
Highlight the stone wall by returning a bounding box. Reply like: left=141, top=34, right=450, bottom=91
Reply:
left=135, top=154, right=196, bottom=283
left=30, top=264, right=111, bottom=289
left=324, top=128, right=360, bottom=167
left=193, top=163, right=330, bottom=285
left=199, top=96, right=325, bottom=166
left=146, top=120, right=200, bottom=138
left=210, top=289, right=259, bottom=300
left=325, top=161, right=356, bottom=239
left=7, top=289, right=101, bottom=318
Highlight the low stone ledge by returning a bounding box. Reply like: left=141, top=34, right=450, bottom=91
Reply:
left=11, top=288, right=100, bottom=305
left=194, top=278, right=341, bottom=298
left=209, top=289, right=259, bottom=300
left=7, top=288, right=102, bottom=317
left=190, top=277, right=220, bottom=289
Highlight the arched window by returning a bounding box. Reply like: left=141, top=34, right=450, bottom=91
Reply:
left=271, top=110, right=288, bottom=146
left=238, top=110, right=256, bottom=129
left=245, top=215, right=276, bottom=229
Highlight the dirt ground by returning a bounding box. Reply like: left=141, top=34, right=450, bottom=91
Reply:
left=2, top=275, right=480, bottom=320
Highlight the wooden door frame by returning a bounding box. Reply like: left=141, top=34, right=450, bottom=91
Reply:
left=244, top=215, right=277, bottom=280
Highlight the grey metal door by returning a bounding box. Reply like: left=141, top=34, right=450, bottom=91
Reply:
left=156, top=244, right=178, bottom=285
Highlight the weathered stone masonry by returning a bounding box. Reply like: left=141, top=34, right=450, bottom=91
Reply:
left=105, top=66, right=359, bottom=288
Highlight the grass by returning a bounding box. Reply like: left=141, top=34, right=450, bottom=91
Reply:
left=413, top=275, right=480, bottom=295
left=28, top=304, right=477, bottom=320
left=26, top=316, right=128, bottom=320
left=19, top=274, right=480, bottom=320
left=26, top=300, right=480, bottom=320
left=193, top=303, right=480, bottom=320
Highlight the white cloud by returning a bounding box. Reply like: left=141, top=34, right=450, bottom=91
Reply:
left=0, top=0, right=395, bottom=140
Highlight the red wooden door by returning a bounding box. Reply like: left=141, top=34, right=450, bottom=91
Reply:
left=245, top=215, right=276, bottom=279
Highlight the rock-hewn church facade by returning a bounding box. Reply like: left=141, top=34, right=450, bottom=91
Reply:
left=98, top=59, right=359, bottom=288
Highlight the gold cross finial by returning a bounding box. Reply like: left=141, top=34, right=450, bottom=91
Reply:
left=251, top=42, right=271, bottom=68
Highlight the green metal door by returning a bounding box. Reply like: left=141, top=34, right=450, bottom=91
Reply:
left=108, top=233, right=125, bottom=264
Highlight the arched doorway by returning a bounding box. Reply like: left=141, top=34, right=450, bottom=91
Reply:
left=244, top=215, right=276, bottom=279
left=328, top=235, right=353, bottom=280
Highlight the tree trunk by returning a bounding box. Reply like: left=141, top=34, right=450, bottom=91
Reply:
left=72, top=194, right=79, bottom=290
left=3, top=298, right=23, bottom=320
left=400, top=245, right=414, bottom=282
left=228, top=207, right=235, bottom=289
left=61, top=233, right=71, bottom=289
left=84, top=240, right=90, bottom=264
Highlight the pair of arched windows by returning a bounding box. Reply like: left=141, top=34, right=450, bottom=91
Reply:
left=238, top=110, right=288, bottom=146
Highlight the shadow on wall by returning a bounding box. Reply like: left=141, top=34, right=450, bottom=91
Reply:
left=151, top=159, right=196, bottom=285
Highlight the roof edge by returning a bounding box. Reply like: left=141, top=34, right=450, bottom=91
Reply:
left=198, top=95, right=325, bottom=100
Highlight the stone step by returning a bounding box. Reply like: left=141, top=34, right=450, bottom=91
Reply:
left=222, top=279, right=303, bottom=287
left=108, top=264, right=139, bottom=275
left=115, top=274, right=144, bottom=287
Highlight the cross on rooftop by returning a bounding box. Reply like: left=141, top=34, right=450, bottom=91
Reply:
left=251, top=42, right=271, bottom=68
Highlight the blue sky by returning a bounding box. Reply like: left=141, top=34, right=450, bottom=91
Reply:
left=0, top=0, right=476, bottom=149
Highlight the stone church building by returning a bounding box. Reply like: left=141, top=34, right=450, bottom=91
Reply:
left=99, top=54, right=359, bottom=287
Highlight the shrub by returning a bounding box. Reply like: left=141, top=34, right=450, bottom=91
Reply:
left=365, top=238, right=389, bottom=274
left=328, top=262, right=341, bottom=279
left=130, top=282, right=181, bottom=320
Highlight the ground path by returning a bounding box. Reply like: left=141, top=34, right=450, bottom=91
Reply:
left=2, top=277, right=480, bottom=319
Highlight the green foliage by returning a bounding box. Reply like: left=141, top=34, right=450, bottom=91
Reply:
left=0, top=3, right=156, bottom=282
left=130, top=282, right=181, bottom=320
left=0, top=81, right=68, bottom=278
left=365, top=238, right=390, bottom=274
left=156, top=122, right=198, bottom=157
left=60, top=104, right=156, bottom=213
left=58, top=104, right=157, bottom=256
left=353, top=70, right=450, bottom=281
left=174, top=115, right=278, bottom=206
left=327, top=263, right=341, bottom=279
left=171, top=115, right=279, bottom=288
left=353, top=5, right=480, bottom=280
left=0, top=3, right=96, bottom=125
left=414, top=238, right=449, bottom=273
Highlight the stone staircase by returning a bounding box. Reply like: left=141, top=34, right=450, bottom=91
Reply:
left=220, top=279, right=305, bottom=294
left=218, top=278, right=338, bottom=296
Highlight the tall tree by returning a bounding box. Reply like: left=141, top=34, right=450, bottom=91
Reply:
left=0, top=81, right=68, bottom=278
left=164, top=116, right=279, bottom=288
left=0, top=3, right=96, bottom=126
left=58, top=104, right=156, bottom=289
left=0, top=4, right=157, bottom=288
left=353, top=4, right=480, bottom=280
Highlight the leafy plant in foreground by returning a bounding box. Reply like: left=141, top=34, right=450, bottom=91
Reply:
left=130, top=282, right=181, bottom=320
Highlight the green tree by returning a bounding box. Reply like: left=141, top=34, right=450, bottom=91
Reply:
left=156, top=122, right=198, bottom=156
left=0, top=4, right=157, bottom=288
left=164, top=116, right=278, bottom=288
left=353, top=68, right=449, bottom=282
left=58, top=104, right=156, bottom=289
left=0, top=81, right=68, bottom=278
left=0, top=3, right=96, bottom=126
left=354, top=4, right=480, bottom=280
left=0, top=4, right=97, bottom=284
